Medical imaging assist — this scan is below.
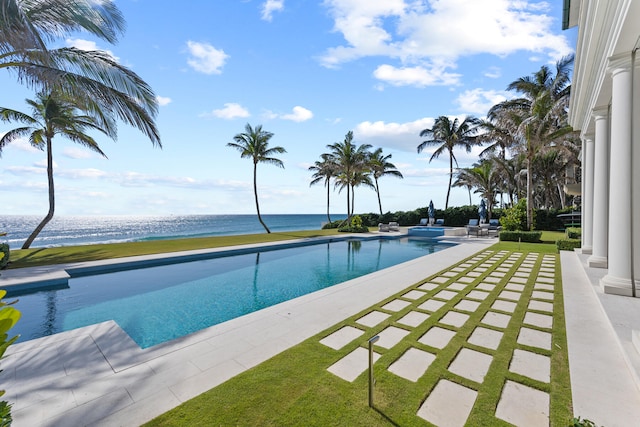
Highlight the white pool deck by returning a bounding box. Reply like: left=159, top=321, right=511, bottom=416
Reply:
left=0, top=233, right=639, bottom=426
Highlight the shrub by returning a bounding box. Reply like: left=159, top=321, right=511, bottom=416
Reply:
left=338, top=215, right=369, bottom=233
left=0, top=244, right=9, bottom=270
left=0, top=290, right=21, bottom=426
left=556, top=238, right=582, bottom=251
left=500, top=199, right=530, bottom=231
left=566, top=227, right=582, bottom=239
left=499, top=230, right=542, bottom=243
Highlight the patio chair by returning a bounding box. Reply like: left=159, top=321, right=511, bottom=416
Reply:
left=388, top=222, right=400, bottom=231
left=466, top=219, right=480, bottom=237
left=434, top=218, right=444, bottom=226
left=378, top=223, right=390, bottom=232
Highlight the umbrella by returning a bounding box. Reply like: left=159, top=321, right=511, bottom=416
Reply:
left=428, top=200, right=435, bottom=224
left=479, top=199, right=487, bottom=223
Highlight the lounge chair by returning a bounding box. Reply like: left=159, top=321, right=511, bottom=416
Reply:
left=466, top=219, right=481, bottom=237
left=488, top=219, right=502, bottom=236
left=418, top=218, right=428, bottom=226
left=434, top=218, right=444, bottom=226
left=389, top=222, right=400, bottom=231
left=378, top=223, right=390, bottom=232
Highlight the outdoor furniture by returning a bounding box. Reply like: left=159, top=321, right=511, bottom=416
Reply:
left=488, top=219, right=502, bottom=236
left=434, top=218, right=444, bottom=225
left=418, top=218, right=428, bottom=226
left=466, top=219, right=481, bottom=237
left=389, top=222, right=400, bottom=231
left=378, top=223, right=390, bottom=232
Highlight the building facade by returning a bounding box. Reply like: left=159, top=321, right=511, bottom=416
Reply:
left=565, top=0, right=640, bottom=296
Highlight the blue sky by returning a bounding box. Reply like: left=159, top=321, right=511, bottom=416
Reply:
left=0, top=0, right=577, bottom=216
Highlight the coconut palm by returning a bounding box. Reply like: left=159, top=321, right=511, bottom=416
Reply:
left=369, top=147, right=403, bottom=216
left=327, top=131, right=371, bottom=221
left=0, top=0, right=160, bottom=150
left=417, top=116, right=481, bottom=209
left=309, top=153, right=337, bottom=224
left=455, top=159, right=500, bottom=220
left=227, top=124, right=286, bottom=234
left=490, top=55, right=574, bottom=228
left=0, top=91, right=116, bottom=249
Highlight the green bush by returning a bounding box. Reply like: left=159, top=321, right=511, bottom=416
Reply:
left=566, top=227, right=582, bottom=239
left=556, top=238, right=582, bottom=251
left=535, top=207, right=575, bottom=230
left=0, top=244, right=9, bottom=270
left=338, top=215, right=369, bottom=233
left=499, top=230, right=542, bottom=243
left=0, top=290, right=21, bottom=426
left=500, top=199, right=529, bottom=231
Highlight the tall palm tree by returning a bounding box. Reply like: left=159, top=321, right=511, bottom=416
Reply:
left=309, top=153, right=337, bottom=224
left=327, top=131, right=371, bottom=221
left=0, top=0, right=160, bottom=150
left=417, top=116, right=480, bottom=209
left=227, top=124, right=286, bottom=234
left=490, top=55, right=574, bottom=228
left=0, top=91, right=116, bottom=249
left=369, top=148, right=403, bottom=216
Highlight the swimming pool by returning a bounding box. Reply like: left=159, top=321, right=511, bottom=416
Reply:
left=10, top=236, right=453, bottom=348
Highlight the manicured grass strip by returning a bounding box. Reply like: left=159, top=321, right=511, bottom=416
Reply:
left=145, top=246, right=573, bottom=426
left=7, top=228, right=349, bottom=269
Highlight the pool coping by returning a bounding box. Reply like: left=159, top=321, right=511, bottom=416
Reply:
left=1, top=236, right=492, bottom=426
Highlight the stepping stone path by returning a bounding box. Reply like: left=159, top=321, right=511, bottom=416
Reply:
left=320, top=249, right=560, bottom=425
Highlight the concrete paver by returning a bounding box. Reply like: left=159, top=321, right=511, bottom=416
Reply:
left=495, top=380, right=549, bottom=427
left=402, top=290, right=427, bottom=300
left=492, top=300, right=517, bottom=313
left=448, top=348, right=493, bottom=383
left=382, top=299, right=412, bottom=312
left=528, top=300, right=553, bottom=313
left=510, top=349, right=550, bottom=383
left=439, top=312, right=470, bottom=328
left=418, top=282, right=438, bottom=291
left=418, top=299, right=445, bottom=313
left=481, top=311, right=511, bottom=329
left=517, top=327, right=552, bottom=350
left=419, top=327, right=456, bottom=349
left=376, top=326, right=410, bottom=349
left=319, top=326, right=364, bottom=350
left=417, top=379, right=477, bottom=427
left=397, top=311, right=429, bottom=327
left=524, top=312, right=553, bottom=329
left=356, top=311, right=391, bottom=327
left=327, top=347, right=381, bottom=382
left=388, top=347, right=435, bottom=382
left=468, top=326, right=503, bottom=350
left=467, top=290, right=490, bottom=300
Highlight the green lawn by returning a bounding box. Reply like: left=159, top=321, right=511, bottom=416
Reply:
left=6, top=228, right=347, bottom=269
left=144, top=241, right=572, bottom=426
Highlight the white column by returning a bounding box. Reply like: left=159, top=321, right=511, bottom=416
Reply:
left=588, top=107, right=610, bottom=268
left=601, top=55, right=634, bottom=295
left=581, top=135, right=594, bottom=254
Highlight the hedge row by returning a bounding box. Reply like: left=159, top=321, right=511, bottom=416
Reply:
left=498, top=231, right=543, bottom=243
left=566, top=227, right=582, bottom=239
left=556, top=238, right=582, bottom=251
left=0, top=243, right=9, bottom=269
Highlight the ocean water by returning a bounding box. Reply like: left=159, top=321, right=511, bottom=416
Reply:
left=0, top=214, right=346, bottom=248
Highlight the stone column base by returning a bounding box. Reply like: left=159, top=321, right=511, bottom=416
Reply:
left=601, top=274, right=638, bottom=296
left=588, top=255, right=608, bottom=268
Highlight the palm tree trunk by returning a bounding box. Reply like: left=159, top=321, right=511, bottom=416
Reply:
left=325, top=180, right=332, bottom=224
left=557, top=183, right=566, bottom=209
left=350, top=184, right=355, bottom=217
left=445, top=154, right=453, bottom=209
left=253, top=162, right=271, bottom=233
left=22, top=137, right=55, bottom=249
left=526, top=153, right=533, bottom=230
left=375, top=178, right=382, bottom=216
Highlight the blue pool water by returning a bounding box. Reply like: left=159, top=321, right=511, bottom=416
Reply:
left=10, top=237, right=453, bottom=348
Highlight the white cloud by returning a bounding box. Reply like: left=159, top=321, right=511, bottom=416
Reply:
left=156, top=96, right=172, bottom=106
left=373, top=63, right=461, bottom=87
left=1, top=135, right=40, bottom=153
left=186, top=41, right=228, bottom=75
left=66, top=38, right=118, bottom=61
left=454, top=88, right=510, bottom=115
left=484, top=66, right=502, bottom=79
left=281, top=106, right=313, bottom=122
left=320, top=0, right=573, bottom=86
left=62, top=147, right=95, bottom=160
left=263, top=106, right=313, bottom=122
left=354, top=117, right=435, bottom=152
left=261, top=0, right=284, bottom=21
left=204, top=103, right=251, bottom=120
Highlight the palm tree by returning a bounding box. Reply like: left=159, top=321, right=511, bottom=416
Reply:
left=369, top=148, right=403, bottom=216
left=227, top=124, right=286, bottom=234
left=327, top=131, right=371, bottom=221
left=418, top=116, right=481, bottom=209
left=455, top=159, right=500, bottom=219
left=0, top=91, right=116, bottom=249
left=490, top=55, right=574, bottom=228
left=309, top=153, right=337, bottom=224
left=0, top=0, right=160, bottom=150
